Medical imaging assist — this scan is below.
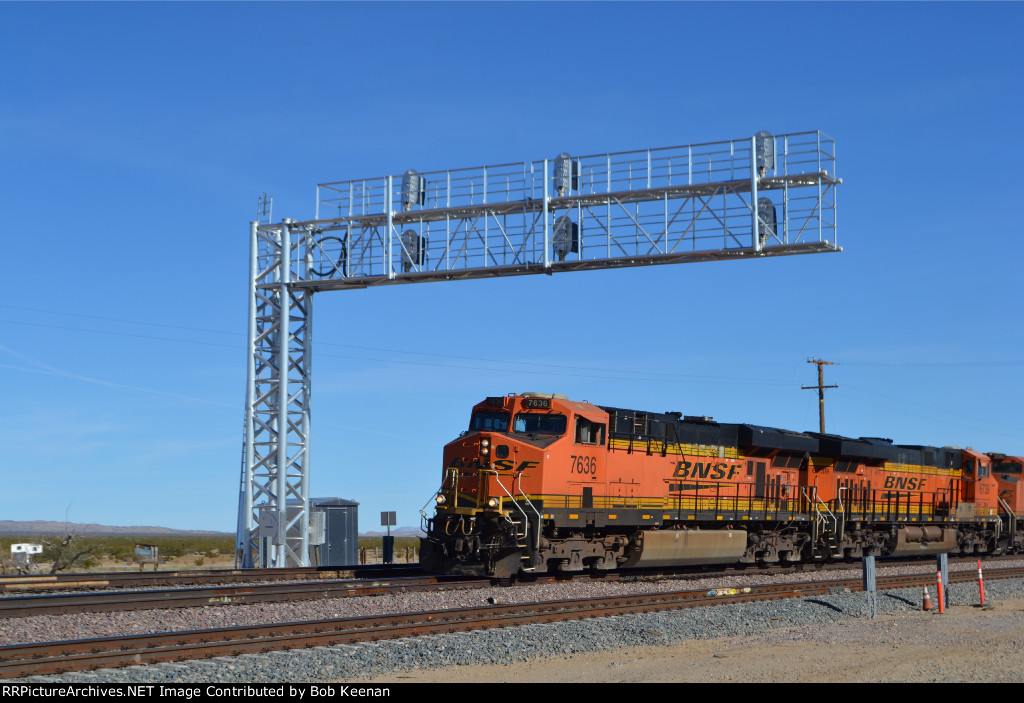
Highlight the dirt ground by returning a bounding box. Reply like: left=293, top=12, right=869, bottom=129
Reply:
left=362, top=598, right=1024, bottom=683
left=87, top=555, right=239, bottom=572
left=14, top=551, right=416, bottom=574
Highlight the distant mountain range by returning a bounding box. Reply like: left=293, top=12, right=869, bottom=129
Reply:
left=0, top=521, right=231, bottom=537
left=361, top=527, right=423, bottom=537
left=0, top=520, right=423, bottom=538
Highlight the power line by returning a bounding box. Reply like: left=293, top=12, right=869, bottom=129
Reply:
left=7, top=303, right=1023, bottom=374
left=0, top=316, right=794, bottom=387
left=2, top=306, right=1020, bottom=433
left=0, top=304, right=240, bottom=336
left=842, top=383, right=1023, bottom=435
left=843, top=359, right=1024, bottom=368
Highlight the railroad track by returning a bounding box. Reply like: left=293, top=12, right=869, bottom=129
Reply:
left=0, top=564, right=422, bottom=594
left=3, top=566, right=1021, bottom=679
left=1, top=555, right=1010, bottom=617
left=0, top=574, right=488, bottom=618
left=0, top=563, right=906, bottom=618
left=7, top=552, right=1011, bottom=595
left=0, top=567, right=728, bottom=618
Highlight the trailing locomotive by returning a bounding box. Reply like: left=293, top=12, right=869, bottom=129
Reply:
left=420, top=393, right=1023, bottom=579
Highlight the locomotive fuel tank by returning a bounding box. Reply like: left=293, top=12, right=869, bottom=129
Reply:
left=619, top=529, right=747, bottom=568
left=889, top=526, right=958, bottom=555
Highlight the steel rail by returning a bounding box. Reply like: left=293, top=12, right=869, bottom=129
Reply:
left=0, top=575, right=488, bottom=618
left=3, top=567, right=1021, bottom=679
left=0, top=565, right=869, bottom=617
left=0, top=564, right=422, bottom=594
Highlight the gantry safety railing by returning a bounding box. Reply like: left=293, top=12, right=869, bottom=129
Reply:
left=284, top=130, right=839, bottom=289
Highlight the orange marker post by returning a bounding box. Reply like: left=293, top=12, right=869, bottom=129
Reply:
left=936, top=568, right=945, bottom=614
left=977, top=559, right=986, bottom=605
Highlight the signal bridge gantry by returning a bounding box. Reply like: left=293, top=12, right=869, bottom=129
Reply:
left=239, top=130, right=841, bottom=568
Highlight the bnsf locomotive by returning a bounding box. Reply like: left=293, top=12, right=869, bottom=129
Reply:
left=419, top=393, right=1024, bottom=579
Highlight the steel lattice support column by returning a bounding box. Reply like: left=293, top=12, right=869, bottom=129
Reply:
left=238, top=219, right=313, bottom=568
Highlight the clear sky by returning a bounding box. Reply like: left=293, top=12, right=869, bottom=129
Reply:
left=1, top=2, right=1021, bottom=534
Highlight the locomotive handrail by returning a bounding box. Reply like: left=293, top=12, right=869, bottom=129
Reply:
left=418, top=483, right=444, bottom=531
left=834, top=486, right=846, bottom=545
left=997, top=496, right=1015, bottom=551
left=998, top=495, right=1014, bottom=516
left=418, top=468, right=458, bottom=530
left=804, top=486, right=842, bottom=558
left=514, top=471, right=543, bottom=552
left=484, top=469, right=541, bottom=552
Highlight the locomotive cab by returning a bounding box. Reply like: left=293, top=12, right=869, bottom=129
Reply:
left=421, top=393, right=578, bottom=577
left=991, top=455, right=1024, bottom=513
left=990, top=454, right=1024, bottom=554
left=961, top=448, right=999, bottom=516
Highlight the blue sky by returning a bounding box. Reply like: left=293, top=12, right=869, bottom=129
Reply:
left=1, top=2, right=1021, bottom=534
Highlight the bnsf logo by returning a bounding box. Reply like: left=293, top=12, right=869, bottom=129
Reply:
left=493, top=460, right=540, bottom=472
left=672, top=461, right=741, bottom=480
left=447, top=457, right=540, bottom=473
left=883, top=476, right=925, bottom=490
left=447, top=457, right=489, bottom=471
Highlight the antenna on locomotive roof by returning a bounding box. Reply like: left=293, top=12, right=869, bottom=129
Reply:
left=802, top=358, right=838, bottom=433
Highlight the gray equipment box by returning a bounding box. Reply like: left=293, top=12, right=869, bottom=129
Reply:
left=309, top=497, right=360, bottom=567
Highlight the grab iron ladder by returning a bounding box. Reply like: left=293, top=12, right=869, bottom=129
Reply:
left=487, top=469, right=542, bottom=571
left=997, top=496, right=1014, bottom=555
left=807, top=487, right=843, bottom=559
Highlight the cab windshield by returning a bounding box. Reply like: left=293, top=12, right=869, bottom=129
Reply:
left=470, top=411, right=509, bottom=432
left=513, top=413, right=567, bottom=435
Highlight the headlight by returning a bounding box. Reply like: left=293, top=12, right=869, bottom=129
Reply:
left=481, top=438, right=490, bottom=448
left=435, top=493, right=447, bottom=505
left=486, top=497, right=500, bottom=509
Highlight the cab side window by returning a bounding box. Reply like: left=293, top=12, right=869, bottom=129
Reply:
left=575, top=418, right=606, bottom=445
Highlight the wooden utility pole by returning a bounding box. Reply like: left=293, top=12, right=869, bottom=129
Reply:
left=802, top=358, right=838, bottom=433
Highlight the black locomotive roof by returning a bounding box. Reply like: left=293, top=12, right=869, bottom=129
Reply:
left=894, top=444, right=963, bottom=469
left=595, top=403, right=960, bottom=464
left=738, top=425, right=818, bottom=453
left=808, top=432, right=899, bottom=460
left=600, top=406, right=737, bottom=447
